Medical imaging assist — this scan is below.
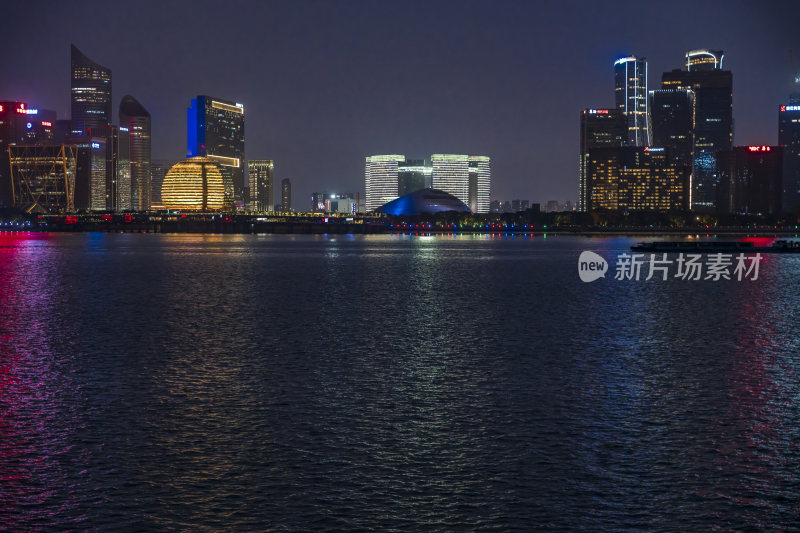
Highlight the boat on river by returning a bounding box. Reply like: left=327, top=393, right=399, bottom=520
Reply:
left=630, top=240, right=800, bottom=253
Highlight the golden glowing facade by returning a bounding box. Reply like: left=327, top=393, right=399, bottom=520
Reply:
left=161, top=157, right=225, bottom=211
left=586, top=147, right=689, bottom=212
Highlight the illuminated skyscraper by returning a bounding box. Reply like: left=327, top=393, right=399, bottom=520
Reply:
left=614, top=56, right=649, bottom=146
left=431, top=154, right=469, bottom=207
left=780, top=95, right=800, bottom=212
left=662, top=50, right=732, bottom=211
left=87, top=124, right=119, bottom=211
left=187, top=95, right=245, bottom=208
left=584, top=146, right=689, bottom=212
left=579, top=109, right=627, bottom=212
left=281, top=178, right=292, bottom=211
left=119, top=95, right=151, bottom=211
left=468, top=156, right=491, bottom=214
left=649, top=89, right=695, bottom=190
left=78, top=136, right=107, bottom=211
left=117, top=127, right=131, bottom=211
left=0, top=102, right=31, bottom=206
left=249, top=160, right=274, bottom=212
left=686, top=49, right=725, bottom=71
left=70, top=44, right=112, bottom=136
left=365, top=154, right=405, bottom=211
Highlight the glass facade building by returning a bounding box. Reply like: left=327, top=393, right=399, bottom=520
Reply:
left=0, top=102, right=31, bottom=206
left=614, top=56, right=649, bottom=146
left=366, top=154, right=490, bottom=213
left=87, top=124, right=120, bottom=211
left=579, top=109, right=627, bottom=211
left=584, top=146, right=689, bottom=212
left=662, top=50, right=732, bottom=211
left=70, top=44, right=112, bottom=137
left=686, top=49, right=725, bottom=71
left=187, top=95, right=245, bottom=208
left=649, top=88, right=695, bottom=205
left=468, top=156, right=491, bottom=214
left=779, top=101, right=800, bottom=212
left=717, top=146, right=783, bottom=215
left=397, top=159, right=432, bottom=196
left=365, top=154, right=405, bottom=211
left=431, top=154, right=470, bottom=207
left=119, top=95, right=151, bottom=211
left=117, top=127, right=131, bottom=211
left=249, top=159, right=274, bottom=212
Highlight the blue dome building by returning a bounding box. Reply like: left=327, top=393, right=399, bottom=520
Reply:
left=376, top=188, right=471, bottom=215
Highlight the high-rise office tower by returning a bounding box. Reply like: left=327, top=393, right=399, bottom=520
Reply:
left=77, top=135, right=107, bottom=210
left=397, top=159, right=432, bottom=196
left=119, top=95, right=151, bottom=211
left=431, top=154, right=469, bottom=206
left=87, top=124, right=120, bottom=211
left=0, top=102, right=30, bottom=206
left=117, top=127, right=131, bottom=211
left=21, top=109, right=57, bottom=144
left=662, top=49, right=733, bottom=211
left=365, top=154, right=405, bottom=211
left=579, top=109, right=627, bottom=211
left=187, top=95, right=245, bottom=209
left=717, top=146, right=783, bottom=215
left=614, top=56, right=649, bottom=146
left=686, top=49, right=725, bottom=71
left=249, top=160, right=274, bottom=212
left=281, top=178, right=291, bottom=211
left=468, top=156, right=491, bottom=214
left=583, top=146, right=690, bottom=212
left=649, top=89, right=695, bottom=170
left=70, top=44, right=112, bottom=136
left=779, top=90, right=800, bottom=211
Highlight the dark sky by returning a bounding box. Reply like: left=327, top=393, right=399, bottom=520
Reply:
left=2, top=0, right=799, bottom=206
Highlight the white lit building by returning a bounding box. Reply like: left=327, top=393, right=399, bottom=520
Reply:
left=365, top=154, right=405, bottom=211
left=366, top=153, right=491, bottom=213
left=468, top=156, right=491, bottom=214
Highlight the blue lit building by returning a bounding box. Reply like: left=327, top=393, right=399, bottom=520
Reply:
left=187, top=95, right=245, bottom=209
left=376, top=188, right=470, bottom=215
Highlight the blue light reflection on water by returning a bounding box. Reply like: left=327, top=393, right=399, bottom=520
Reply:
left=1, top=232, right=800, bottom=529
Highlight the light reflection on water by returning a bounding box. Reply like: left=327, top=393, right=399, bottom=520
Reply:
left=1, top=232, right=800, bottom=529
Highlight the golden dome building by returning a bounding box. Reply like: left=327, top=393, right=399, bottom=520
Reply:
left=161, top=157, right=226, bottom=211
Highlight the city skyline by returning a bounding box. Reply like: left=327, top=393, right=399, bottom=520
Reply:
left=1, top=1, right=798, bottom=206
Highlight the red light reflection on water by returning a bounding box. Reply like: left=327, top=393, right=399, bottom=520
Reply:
left=0, top=232, right=78, bottom=528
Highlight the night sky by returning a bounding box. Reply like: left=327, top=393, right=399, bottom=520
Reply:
left=2, top=0, right=798, bottom=206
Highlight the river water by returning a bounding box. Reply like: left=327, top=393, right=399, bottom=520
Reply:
left=1, top=232, right=799, bottom=530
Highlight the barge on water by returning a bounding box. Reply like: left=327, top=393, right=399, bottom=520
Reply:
left=631, top=240, right=800, bottom=253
